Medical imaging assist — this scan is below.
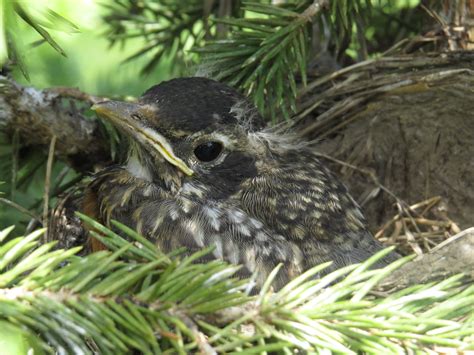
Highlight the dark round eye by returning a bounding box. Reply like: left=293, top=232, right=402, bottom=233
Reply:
left=131, top=113, right=143, bottom=121
left=194, top=141, right=223, bottom=162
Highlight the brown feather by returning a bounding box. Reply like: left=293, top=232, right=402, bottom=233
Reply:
left=82, top=188, right=108, bottom=252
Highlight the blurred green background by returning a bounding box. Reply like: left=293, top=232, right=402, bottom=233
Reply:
left=10, top=0, right=176, bottom=96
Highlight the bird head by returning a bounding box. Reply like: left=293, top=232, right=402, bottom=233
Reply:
left=92, top=77, right=268, bottom=197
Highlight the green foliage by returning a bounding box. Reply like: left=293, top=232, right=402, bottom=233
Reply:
left=2, top=0, right=172, bottom=96
left=99, top=0, right=425, bottom=120
left=0, top=130, right=79, bottom=230
left=0, top=0, right=78, bottom=79
left=102, top=0, right=224, bottom=75
left=0, top=222, right=472, bottom=354
left=2, top=0, right=426, bottom=115
left=195, top=2, right=314, bottom=120
left=100, top=0, right=372, bottom=119
left=0, top=320, right=45, bottom=355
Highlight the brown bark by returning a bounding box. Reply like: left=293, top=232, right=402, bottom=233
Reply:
left=0, top=77, right=110, bottom=171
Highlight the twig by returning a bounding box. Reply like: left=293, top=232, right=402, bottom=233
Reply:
left=0, top=76, right=110, bottom=171
left=11, top=129, right=19, bottom=200
left=43, top=135, right=57, bottom=243
left=53, top=166, right=71, bottom=192
left=299, top=58, right=378, bottom=96
left=379, top=231, right=446, bottom=241
left=30, top=173, right=85, bottom=210
left=0, top=197, right=41, bottom=222
left=375, top=215, right=400, bottom=240
left=49, top=87, right=104, bottom=104
left=414, top=196, right=441, bottom=216
left=169, top=307, right=217, bottom=355
left=430, top=227, right=474, bottom=253
left=375, top=195, right=454, bottom=253
left=298, top=79, right=415, bottom=137
left=398, top=201, right=423, bottom=238
left=300, top=0, right=329, bottom=22
left=406, top=218, right=452, bottom=228
left=397, top=202, right=423, bottom=255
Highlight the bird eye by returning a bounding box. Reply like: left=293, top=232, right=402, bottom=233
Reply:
left=131, top=113, right=143, bottom=121
left=194, top=141, right=223, bottom=162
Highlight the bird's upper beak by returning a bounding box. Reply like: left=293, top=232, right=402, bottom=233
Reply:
left=92, top=101, right=193, bottom=176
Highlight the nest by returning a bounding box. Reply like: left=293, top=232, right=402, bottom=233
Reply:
left=375, top=196, right=461, bottom=255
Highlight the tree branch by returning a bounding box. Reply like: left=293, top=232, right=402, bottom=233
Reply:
left=0, top=76, right=110, bottom=171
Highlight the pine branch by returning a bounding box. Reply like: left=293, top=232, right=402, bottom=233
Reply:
left=101, top=0, right=221, bottom=75
left=1, top=221, right=473, bottom=354
left=100, top=0, right=372, bottom=121
left=196, top=1, right=320, bottom=121
left=1, top=1, right=78, bottom=78
left=195, top=0, right=373, bottom=121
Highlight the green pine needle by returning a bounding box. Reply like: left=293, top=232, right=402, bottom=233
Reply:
left=0, top=223, right=472, bottom=353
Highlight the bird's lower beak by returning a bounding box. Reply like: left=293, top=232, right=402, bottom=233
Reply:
left=92, top=101, right=193, bottom=176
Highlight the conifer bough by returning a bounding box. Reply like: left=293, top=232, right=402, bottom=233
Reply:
left=0, top=221, right=472, bottom=354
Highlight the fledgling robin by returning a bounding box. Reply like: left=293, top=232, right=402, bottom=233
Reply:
left=85, top=77, right=398, bottom=288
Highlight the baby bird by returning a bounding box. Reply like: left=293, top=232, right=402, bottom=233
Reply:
left=86, top=77, right=398, bottom=288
